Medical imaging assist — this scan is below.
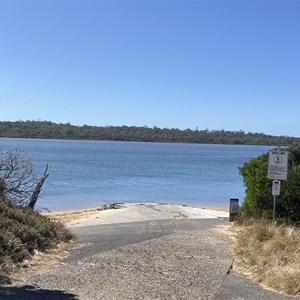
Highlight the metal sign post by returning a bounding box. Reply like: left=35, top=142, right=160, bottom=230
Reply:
left=268, top=151, right=288, bottom=220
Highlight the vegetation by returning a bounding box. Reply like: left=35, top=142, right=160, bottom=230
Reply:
left=0, top=198, right=74, bottom=285
left=0, top=149, right=74, bottom=285
left=238, top=145, right=300, bottom=223
left=234, top=146, right=300, bottom=295
left=0, top=148, right=48, bottom=209
left=233, top=222, right=300, bottom=295
left=1, top=120, right=300, bottom=145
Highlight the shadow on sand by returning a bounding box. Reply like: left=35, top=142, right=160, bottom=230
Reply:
left=0, top=285, right=78, bottom=300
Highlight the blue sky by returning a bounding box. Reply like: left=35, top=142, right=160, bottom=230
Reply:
left=0, top=1, right=299, bottom=137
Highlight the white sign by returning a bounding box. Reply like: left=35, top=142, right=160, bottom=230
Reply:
left=268, top=150, right=288, bottom=180
left=272, top=180, right=281, bottom=196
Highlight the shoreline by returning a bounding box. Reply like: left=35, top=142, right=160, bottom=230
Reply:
left=46, top=203, right=229, bottom=226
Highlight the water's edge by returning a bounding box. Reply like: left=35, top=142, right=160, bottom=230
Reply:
left=0, top=138, right=273, bottom=211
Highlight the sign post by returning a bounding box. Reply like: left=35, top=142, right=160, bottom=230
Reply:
left=268, top=150, right=288, bottom=220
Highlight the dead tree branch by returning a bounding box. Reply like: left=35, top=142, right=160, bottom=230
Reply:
left=28, top=164, right=49, bottom=210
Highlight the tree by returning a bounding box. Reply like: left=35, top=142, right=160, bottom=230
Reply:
left=0, top=148, right=48, bottom=209
left=1, top=120, right=300, bottom=145
left=239, top=146, right=300, bottom=223
left=28, top=163, right=49, bottom=210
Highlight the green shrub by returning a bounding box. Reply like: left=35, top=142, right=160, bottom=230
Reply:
left=239, top=145, right=300, bottom=224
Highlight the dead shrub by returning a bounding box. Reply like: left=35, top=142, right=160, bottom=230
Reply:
left=233, top=222, right=300, bottom=295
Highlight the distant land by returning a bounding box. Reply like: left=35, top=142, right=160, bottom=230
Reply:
left=0, top=120, right=299, bottom=146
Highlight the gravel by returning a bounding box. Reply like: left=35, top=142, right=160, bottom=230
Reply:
left=20, top=227, right=232, bottom=300
left=1, top=217, right=298, bottom=299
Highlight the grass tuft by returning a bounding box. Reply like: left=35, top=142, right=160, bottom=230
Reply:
left=233, top=222, right=300, bottom=295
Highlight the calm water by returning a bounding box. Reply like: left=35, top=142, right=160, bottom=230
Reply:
left=0, top=138, right=272, bottom=211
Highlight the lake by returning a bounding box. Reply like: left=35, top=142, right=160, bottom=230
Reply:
left=0, top=138, right=273, bottom=211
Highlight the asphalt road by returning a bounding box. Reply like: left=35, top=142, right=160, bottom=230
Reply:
left=69, top=219, right=299, bottom=300
left=67, top=218, right=225, bottom=261
left=0, top=218, right=298, bottom=299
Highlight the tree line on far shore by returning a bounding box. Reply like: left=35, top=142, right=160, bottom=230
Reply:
left=0, top=120, right=299, bottom=146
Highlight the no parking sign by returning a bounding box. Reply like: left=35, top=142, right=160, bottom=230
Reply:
left=268, top=150, right=288, bottom=180
left=268, top=150, right=288, bottom=219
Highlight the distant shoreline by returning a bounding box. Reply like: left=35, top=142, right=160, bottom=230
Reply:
left=1, top=120, right=298, bottom=146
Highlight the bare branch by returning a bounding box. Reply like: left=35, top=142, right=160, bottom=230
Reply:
left=0, top=148, right=38, bottom=205
left=28, top=163, right=49, bottom=210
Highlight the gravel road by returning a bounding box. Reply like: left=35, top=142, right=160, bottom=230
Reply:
left=0, top=216, right=298, bottom=299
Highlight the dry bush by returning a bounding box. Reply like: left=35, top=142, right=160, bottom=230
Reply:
left=0, top=198, right=75, bottom=285
left=233, top=222, right=300, bottom=295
